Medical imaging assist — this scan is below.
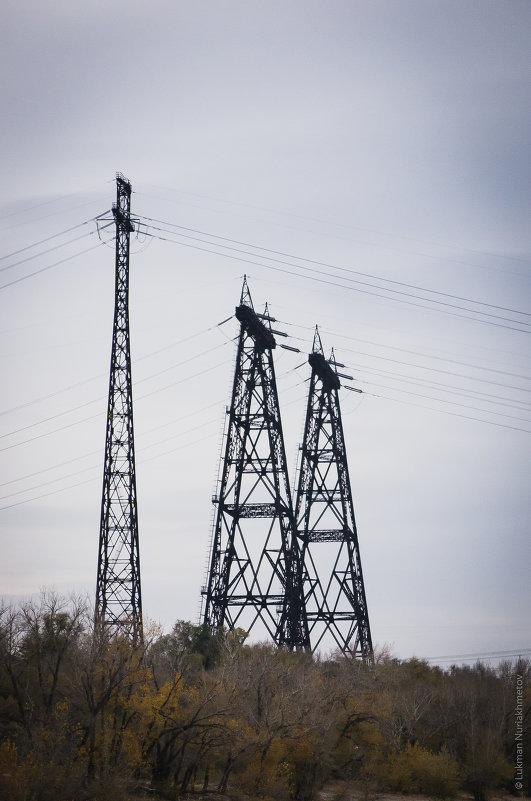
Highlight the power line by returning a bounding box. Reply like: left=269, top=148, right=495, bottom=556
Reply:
left=140, top=228, right=531, bottom=334
left=133, top=357, right=232, bottom=403
left=0, top=357, right=232, bottom=452
left=425, top=648, right=531, bottom=663
left=138, top=185, right=531, bottom=267
left=135, top=342, right=229, bottom=388
left=336, top=346, right=531, bottom=394
left=0, top=324, right=218, bottom=417
left=353, top=364, right=531, bottom=413
left=0, top=415, right=222, bottom=504
left=0, top=409, right=102, bottom=453
left=0, top=216, right=108, bottom=265
left=0, top=449, right=101, bottom=488
left=2, top=204, right=529, bottom=468
left=137, top=215, right=531, bottom=322
left=0, top=426, right=221, bottom=512
left=363, top=387, right=531, bottom=434
left=0, top=376, right=107, bottom=418
left=0, top=475, right=102, bottom=512
left=0, top=342, right=229, bottom=441
left=278, top=320, right=531, bottom=408
left=3, top=320, right=528, bottom=455
left=278, top=321, right=531, bottom=407
left=0, top=396, right=106, bottom=440
left=0, top=241, right=106, bottom=291
left=3, top=226, right=112, bottom=273
left=357, top=377, right=531, bottom=427
left=0, top=399, right=224, bottom=489
left=0, top=463, right=102, bottom=502
left=0, top=196, right=110, bottom=234
left=0, top=354, right=309, bottom=504
left=281, top=320, right=531, bottom=383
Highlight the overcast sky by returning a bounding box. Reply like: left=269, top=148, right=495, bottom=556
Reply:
left=1, top=1, right=530, bottom=665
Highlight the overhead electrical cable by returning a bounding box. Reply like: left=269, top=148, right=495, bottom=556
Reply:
left=275, top=319, right=531, bottom=407
left=0, top=399, right=225, bottom=489
left=0, top=353, right=304, bottom=499
left=139, top=228, right=530, bottom=333
left=0, top=357, right=232, bottom=452
left=0, top=342, right=228, bottom=438
left=0, top=415, right=222, bottom=504
left=137, top=186, right=530, bottom=266
left=0, top=464, right=102, bottom=502
left=362, top=387, right=531, bottom=434
left=0, top=396, right=108, bottom=440
left=135, top=342, right=229, bottom=387
left=6, top=328, right=525, bottom=455
left=0, top=216, right=109, bottom=265
left=426, top=648, right=531, bottom=662
left=0, top=241, right=107, bottom=291
left=0, top=323, right=219, bottom=417
left=0, top=475, right=102, bottom=512
left=134, top=357, right=232, bottom=403
left=136, top=400, right=222, bottom=441
left=280, top=320, right=531, bottom=382
left=2, top=227, right=111, bottom=272
left=139, top=431, right=217, bottom=468
left=143, top=222, right=527, bottom=324
left=137, top=215, right=530, bottom=320
left=0, top=448, right=101, bottom=488
left=334, top=346, right=531, bottom=394
left=0, top=194, right=82, bottom=223
left=0, top=411, right=103, bottom=453
left=4, top=390, right=526, bottom=510
left=0, top=426, right=222, bottom=512
left=133, top=323, right=222, bottom=363
left=351, top=364, right=531, bottom=412
left=357, top=376, right=531, bottom=425
left=0, top=376, right=108, bottom=418
left=0, top=197, right=111, bottom=233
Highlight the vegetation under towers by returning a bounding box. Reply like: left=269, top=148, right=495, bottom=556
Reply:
left=0, top=592, right=528, bottom=801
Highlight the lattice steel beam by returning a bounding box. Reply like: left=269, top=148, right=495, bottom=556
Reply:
left=95, top=174, right=142, bottom=643
left=295, top=328, right=372, bottom=661
left=202, top=278, right=308, bottom=649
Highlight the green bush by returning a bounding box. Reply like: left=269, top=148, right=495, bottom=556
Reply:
left=381, top=743, right=461, bottom=798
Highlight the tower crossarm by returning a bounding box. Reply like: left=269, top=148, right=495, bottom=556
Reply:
left=308, top=351, right=341, bottom=391
left=235, top=303, right=276, bottom=351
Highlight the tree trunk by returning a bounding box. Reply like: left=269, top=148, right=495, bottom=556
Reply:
left=218, top=753, right=233, bottom=793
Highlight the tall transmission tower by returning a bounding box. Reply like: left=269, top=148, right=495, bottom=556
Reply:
left=295, top=328, right=373, bottom=661
left=202, top=278, right=309, bottom=649
left=95, top=173, right=142, bottom=642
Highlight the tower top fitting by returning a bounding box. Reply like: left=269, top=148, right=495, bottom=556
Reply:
left=240, top=274, right=254, bottom=309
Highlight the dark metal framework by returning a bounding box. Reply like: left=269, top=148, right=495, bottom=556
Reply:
left=202, top=279, right=309, bottom=649
left=95, top=173, right=142, bottom=642
left=295, top=329, right=372, bottom=661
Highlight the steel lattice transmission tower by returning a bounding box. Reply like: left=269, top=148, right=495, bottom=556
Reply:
left=295, top=328, right=373, bottom=661
left=202, top=278, right=309, bottom=649
left=95, top=173, right=142, bottom=642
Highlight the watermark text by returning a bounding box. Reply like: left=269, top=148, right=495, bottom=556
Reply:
left=515, top=673, right=524, bottom=792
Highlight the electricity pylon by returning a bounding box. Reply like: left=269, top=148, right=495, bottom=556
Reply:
left=202, top=278, right=309, bottom=649
left=294, top=328, right=372, bottom=661
left=95, top=173, right=142, bottom=643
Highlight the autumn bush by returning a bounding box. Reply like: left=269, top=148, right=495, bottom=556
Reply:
left=377, top=742, right=461, bottom=797
left=0, top=592, right=528, bottom=800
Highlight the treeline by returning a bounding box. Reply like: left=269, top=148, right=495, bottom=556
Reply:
left=0, top=594, right=528, bottom=801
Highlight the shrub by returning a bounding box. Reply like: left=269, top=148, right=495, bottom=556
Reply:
left=380, top=743, right=461, bottom=798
